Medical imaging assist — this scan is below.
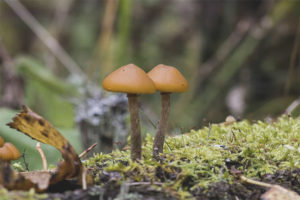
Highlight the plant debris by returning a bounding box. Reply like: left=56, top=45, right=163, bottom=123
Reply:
left=0, top=106, right=92, bottom=192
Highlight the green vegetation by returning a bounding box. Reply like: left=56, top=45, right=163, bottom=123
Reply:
left=86, top=116, right=300, bottom=198
left=0, top=188, right=47, bottom=200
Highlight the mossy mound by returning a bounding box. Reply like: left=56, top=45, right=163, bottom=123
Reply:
left=1, top=116, right=300, bottom=199
left=86, top=115, right=300, bottom=199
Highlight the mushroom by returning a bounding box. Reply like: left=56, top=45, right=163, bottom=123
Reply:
left=102, top=64, right=156, bottom=160
left=0, top=136, right=4, bottom=147
left=0, top=142, right=20, bottom=162
left=148, top=64, right=188, bottom=158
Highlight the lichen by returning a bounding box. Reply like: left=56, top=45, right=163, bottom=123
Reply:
left=86, top=115, right=300, bottom=199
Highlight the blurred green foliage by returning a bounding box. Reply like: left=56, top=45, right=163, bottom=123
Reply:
left=16, top=57, right=76, bottom=128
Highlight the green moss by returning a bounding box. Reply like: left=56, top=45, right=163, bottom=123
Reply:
left=0, top=188, right=48, bottom=200
left=86, top=115, right=300, bottom=198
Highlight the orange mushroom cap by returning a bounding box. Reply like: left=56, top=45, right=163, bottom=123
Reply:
left=0, top=146, right=13, bottom=161
left=0, top=142, right=20, bottom=161
left=0, top=136, right=4, bottom=147
left=102, top=64, right=156, bottom=94
left=148, top=64, right=189, bottom=93
left=5, top=142, right=20, bottom=160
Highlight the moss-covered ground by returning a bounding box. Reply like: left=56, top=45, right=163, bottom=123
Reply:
left=1, top=115, right=300, bottom=199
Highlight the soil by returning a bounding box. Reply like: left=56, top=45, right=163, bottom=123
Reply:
left=40, top=168, right=300, bottom=200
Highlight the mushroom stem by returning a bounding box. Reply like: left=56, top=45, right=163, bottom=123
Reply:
left=153, top=92, right=170, bottom=158
left=127, top=94, right=142, bottom=160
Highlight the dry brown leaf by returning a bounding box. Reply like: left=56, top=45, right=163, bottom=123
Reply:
left=49, top=143, right=82, bottom=185
left=0, top=161, right=37, bottom=191
left=20, top=171, right=51, bottom=191
left=0, top=106, right=88, bottom=191
left=7, top=106, right=68, bottom=151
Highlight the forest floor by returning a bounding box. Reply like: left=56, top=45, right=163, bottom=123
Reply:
left=42, top=168, right=300, bottom=200
left=1, top=115, right=300, bottom=200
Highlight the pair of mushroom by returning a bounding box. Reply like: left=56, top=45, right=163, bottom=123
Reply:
left=102, top=64, right=188, bottom=160
left=0, top=136, right=20, bottom=162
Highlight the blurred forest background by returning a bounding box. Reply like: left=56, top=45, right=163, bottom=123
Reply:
left=0, top=0, right=299, bottom=169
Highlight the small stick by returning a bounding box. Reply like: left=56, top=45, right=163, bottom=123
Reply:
left=3, top=0, right=85, bottom=78
left=231, top=166, right=272, bottom=188
left=36, top=142, right=47, bottom=171
left=21, top=149, right=29, bottom=171
left=79, top=143, right=97, bottom=158
left=82, top=167, right=87, bottom=190
left=284, top=97, right=300, bottom=114
left=126, top=181, right=163, bottom=186
left=240, top=175, right=272, bottom=188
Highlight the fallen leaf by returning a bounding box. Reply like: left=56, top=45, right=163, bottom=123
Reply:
left=49, top=143, right=82, bottom=185
left=7, top=106, right=68, bottom=151
left=0, top=106, right=87, bottom=191
left=0, top=161, right=37, bottom=191
left=20, top=171, right=51, bottom=191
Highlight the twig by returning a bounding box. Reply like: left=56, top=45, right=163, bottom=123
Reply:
left=190, top=1, right=294, bottom=122
left=21, top=149, right=29, bottom=171
left=240, top=175, right=272, bottom=188
left=195, top=18, right=253, bottom=87
left=82, top=167, right=87, bottom=190
left=53, top=0, right=74, bottom=37
left=125, top=181, right=163, bottom=186
left=0, top=35, right=14, bottom=66
left=36, top=142, right=47, bottom=171
left=98, top=0, right=119, bottom=56
left=79, top=143, right=97, bottom=158
left=4, top=0, right=85, bottom=79
left=231, top=166, right=272, bottom=188
left=284, top=97, right=300, bottom=115
left=89, top=0, right=119, bottom=81
left=284, top=18, right=300, bottom=95
left=0, top=34, right=24, bottom=108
